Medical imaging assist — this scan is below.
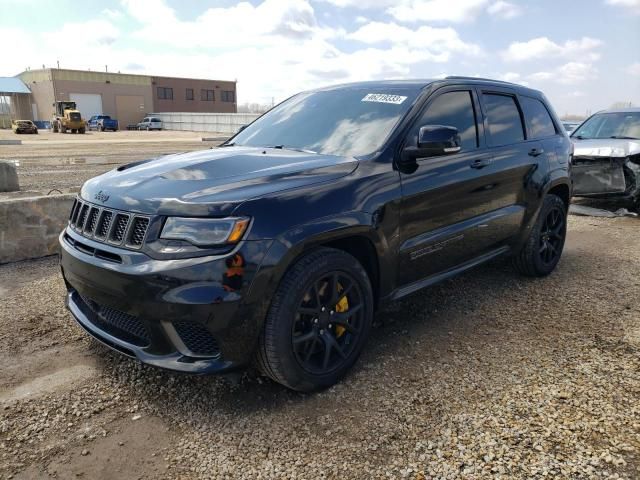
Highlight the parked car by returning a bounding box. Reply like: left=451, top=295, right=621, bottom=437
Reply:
left=87, top=115, right=119, bottom=132
left=59, top=78, right=571, bottom=392
left=562, top=121, right=581, bottom=134
left=137, top=117, right=162, bottom=131
left=11, top=119, right=38, bottom=134
left=570, top=108, right=640, bottom=210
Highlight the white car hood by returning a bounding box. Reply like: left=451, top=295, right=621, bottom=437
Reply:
left=572, top=138, right=640, bottom=158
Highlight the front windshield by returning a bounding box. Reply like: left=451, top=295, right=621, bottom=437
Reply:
left=572, top=112, right=640, bottom=139
left=230, top=87, right=421, bottom=157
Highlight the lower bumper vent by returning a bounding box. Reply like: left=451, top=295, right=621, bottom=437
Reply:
left=173, top=321, right=220, bottom=357
left=77, top=294, right=150, bottom=347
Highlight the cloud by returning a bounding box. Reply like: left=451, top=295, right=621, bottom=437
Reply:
left=347, top=21, right=483, bottom=60
left=502, top=36, right=602, bottom=62
left=49, top=19, right=120, bottom=46
left=605, top=0, right=640, bottom=14
left=496, top=72, right=529, bottom=85
left=388, top=0, right=490, bottom=23
left=530, top=62, right=598, bottom=85
left=487, top=1, right=522, bottom=18
left=627, top=62, right=640, bottom=76
left=320, top=0, right=503, bottom=22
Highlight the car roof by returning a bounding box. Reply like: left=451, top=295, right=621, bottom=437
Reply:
left=596, top=107, right=640, bottom=114
left=310, top=76, right=542, bottom=96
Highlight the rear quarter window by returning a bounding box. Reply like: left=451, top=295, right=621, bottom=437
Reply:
left=520, top=97, right=557, bottom=139
left=482, top=93, right=525, bottom=146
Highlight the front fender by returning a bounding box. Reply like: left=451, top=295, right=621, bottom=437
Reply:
left=242, top=211, right=391, bottom=332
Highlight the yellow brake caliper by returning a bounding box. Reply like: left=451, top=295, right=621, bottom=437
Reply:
left=334, top=283, right=349, bottom=338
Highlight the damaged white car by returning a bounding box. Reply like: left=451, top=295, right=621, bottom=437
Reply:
left=570, top=108, right=640, bottom=211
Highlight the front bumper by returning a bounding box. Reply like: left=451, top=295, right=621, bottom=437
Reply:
left=60, top=227, right=272, bottom=374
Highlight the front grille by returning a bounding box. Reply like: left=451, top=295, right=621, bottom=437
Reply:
left=110, top=214, right=130, bottom=243
left=79, top=294, right=150, bottom=346
left=173, top=321, right=220, bottom=357
left=85, top=207, right=100, bottom=234
left=129, top=217, right=149, bottom=246
left=96, top=211, right=113, bottom=238
left=77, top=204, right=90, bottom=230
left=68, top=198, right=150, bottom=249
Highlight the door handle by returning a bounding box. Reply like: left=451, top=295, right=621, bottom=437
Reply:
left=528, top=148, right=545, bottom=157
left=470, top=158, right=491, bottom=169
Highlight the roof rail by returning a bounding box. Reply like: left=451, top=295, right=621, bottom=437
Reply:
left=445, top=76, right=518, bottom=85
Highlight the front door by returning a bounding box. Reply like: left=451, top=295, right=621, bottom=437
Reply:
left=398, top=88, right=495, bottom=287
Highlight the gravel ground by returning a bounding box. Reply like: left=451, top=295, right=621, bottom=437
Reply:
left=0, top=130, right=224, bottom=193
left=1, top=213, right=638, bottom=479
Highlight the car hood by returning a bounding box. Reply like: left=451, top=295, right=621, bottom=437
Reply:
left=80, top=146, right=359, bottom=216
left=572, top=138, right=640, bottom=158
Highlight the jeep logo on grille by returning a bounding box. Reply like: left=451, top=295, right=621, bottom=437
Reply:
left=94, top=191, right=110, bottom=203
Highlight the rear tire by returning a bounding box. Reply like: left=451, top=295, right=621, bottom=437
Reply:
left=79, top=127, right=85, bottom=134
left=513, top=194, right=567, bottom=277
left=257, top=247, right=374, bottom=392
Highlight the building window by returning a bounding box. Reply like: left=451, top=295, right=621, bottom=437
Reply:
left=157, top=87, right=173, bottom=100
left=221, top=91, right=235, bottom=102
left=186, top=88, right=194, bottom=100
left=201, top=89, right=215, bottom=101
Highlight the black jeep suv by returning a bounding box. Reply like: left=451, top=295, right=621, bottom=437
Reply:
left=60, top=77, right=572, bottom=392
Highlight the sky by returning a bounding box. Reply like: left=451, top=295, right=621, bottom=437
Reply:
left=1, top=0, right=639, bottom=116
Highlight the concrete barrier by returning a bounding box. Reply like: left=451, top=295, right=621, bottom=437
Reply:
left=150, top=112, right=260, bottom=134
left=0, top=194, right=74, bottom=264
left=0, top=161, right=20, bottom=192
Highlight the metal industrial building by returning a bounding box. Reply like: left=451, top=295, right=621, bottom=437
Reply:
left=16, top=68, right=237, bottom=127
left=0, top=77, right=32, bottom=128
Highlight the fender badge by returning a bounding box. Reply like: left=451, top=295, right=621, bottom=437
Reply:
left=94, top=190, right=110, bottom=203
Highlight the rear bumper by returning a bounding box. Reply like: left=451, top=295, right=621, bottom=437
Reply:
left=60, top=227, right=272, bottom=374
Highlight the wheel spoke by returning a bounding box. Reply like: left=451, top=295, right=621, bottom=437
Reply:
left=293, top=330, right=317, bottom=345
left=333, top=303, right=362, bottom=322
left=329, top=273, right=341, bottom=305
left=313, top=283, right=322, bottom=308
left=298, top=307, right=319, bottom=316
left=324, top=333, right=347, bottom=360
left=321, top=334, right=332, bottom=369
left=304, top=337, right=318, bottom=363
left=539, top=242, right=547, bottom=254
left=333, top=319, right=359, bottom=335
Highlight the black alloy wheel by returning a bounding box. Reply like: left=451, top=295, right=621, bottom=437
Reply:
left=538, top=205, right=564, bottom=266
left=292, top=271, right=364, bottom=375
left=513, top=194, right=567, bottom=277
left=257, top=247, right=373, bottom=392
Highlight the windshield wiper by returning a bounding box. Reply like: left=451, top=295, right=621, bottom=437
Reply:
left=610, top=136, right=639, bottom=140
left=220, top=141, right=236, bottom=147
left=263, top=145, right=317, bottom=154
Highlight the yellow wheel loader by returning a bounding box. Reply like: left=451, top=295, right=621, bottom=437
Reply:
left=51, top=101, right=86, bottom=134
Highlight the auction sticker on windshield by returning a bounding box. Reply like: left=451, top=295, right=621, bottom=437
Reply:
left=362, top=93, right=407, bottom=105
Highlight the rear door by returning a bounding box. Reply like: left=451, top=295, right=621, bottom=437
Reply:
left=476, top=88, right=542, bottom=234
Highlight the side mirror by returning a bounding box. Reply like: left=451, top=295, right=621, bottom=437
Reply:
left=401, top=125, right=461, bottom=164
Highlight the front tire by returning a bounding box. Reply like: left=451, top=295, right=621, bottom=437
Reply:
left=513, top=194, right=567, bottom=277
left=257, top=248, right=374, bottom=392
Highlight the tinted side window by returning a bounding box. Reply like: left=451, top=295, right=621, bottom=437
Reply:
left=416, top=91, right=478, bottom=151
left=520, top=97, right=556, bottom=139
left=482, top=93, right=525, bottom=146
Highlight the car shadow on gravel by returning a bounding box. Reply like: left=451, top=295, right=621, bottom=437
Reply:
left=88, top=257, right=522, bottom=412
left=86, top=235, right=630, bottom=423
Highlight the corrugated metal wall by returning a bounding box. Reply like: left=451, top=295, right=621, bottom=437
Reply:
left=149, top=112, right=260, bottom=133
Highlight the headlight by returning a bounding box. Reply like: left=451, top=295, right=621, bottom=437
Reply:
left=160, top=217, right=250, bottom=246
